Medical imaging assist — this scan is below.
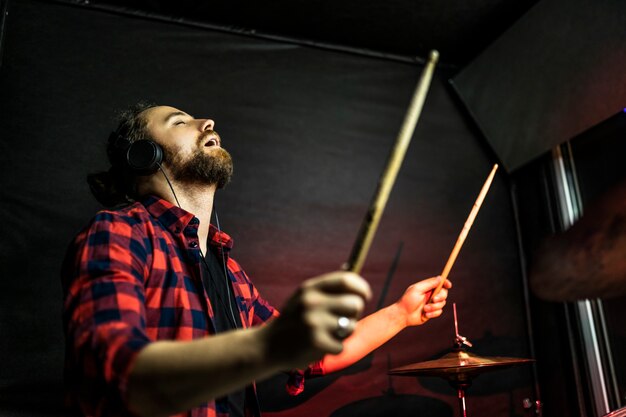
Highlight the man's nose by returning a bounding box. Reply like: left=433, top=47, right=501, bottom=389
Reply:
left=201, top=119, right=215, bottom=131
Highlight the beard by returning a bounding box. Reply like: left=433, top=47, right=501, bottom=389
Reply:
left=163, top=143, right=233, bottom=189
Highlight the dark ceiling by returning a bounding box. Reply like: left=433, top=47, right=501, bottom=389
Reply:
left=77, top=0, right=541, bottom=68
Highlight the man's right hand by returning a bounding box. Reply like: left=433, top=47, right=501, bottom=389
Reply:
left=128, top=271, right=370, bottom=416
left=262, top=271, right=372, bottom=370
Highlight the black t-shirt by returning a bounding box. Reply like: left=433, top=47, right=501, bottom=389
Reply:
left=200, top=248, right=246, bottom=417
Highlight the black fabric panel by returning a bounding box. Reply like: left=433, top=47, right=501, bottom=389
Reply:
left=53, top=0, right=541, bottom=66
left=0, top=0, right=9, bottom=67
left=0, top=1, right=532, bottom=415
left=452, top=0, right=626, bottom=172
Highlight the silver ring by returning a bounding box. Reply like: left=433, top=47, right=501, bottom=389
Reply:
left=335, top=316, right=351, bottom=339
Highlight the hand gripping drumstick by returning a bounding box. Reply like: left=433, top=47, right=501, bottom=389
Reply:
left=422, top=163, right=499, bottom=319
left=343, top=50, right=440, bottom=274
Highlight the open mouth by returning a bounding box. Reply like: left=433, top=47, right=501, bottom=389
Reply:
left=204, top=137, right=220, bottom=147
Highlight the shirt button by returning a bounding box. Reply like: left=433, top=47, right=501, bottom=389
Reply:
left=190, top=241, right=198, bottom=248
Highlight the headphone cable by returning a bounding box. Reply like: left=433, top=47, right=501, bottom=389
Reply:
left=157, top=163, right=239, bottom=329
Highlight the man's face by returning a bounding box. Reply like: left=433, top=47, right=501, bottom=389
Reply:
left=143, top=105, right=233, bottom=188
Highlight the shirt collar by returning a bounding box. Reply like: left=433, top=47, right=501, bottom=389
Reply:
left=208, top=224, right=234, bottom=252
left=141, top=195, right=234, bottom=251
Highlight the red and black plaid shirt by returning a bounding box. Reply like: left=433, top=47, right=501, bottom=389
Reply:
left=62, top=195, right=318, bottom=417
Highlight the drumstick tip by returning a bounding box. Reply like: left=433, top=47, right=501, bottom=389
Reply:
left=428, top=50, right=439, bottom=63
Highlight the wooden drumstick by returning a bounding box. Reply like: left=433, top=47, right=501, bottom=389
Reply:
left=344, top=50, right=440, bottom=274
left=425, top=164, right=499, bottom=310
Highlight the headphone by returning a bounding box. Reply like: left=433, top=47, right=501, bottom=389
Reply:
left=110, top=132, right=164, bottom=175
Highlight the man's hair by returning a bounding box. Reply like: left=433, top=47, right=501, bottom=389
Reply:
left=87, top=101, right=157, bottom=207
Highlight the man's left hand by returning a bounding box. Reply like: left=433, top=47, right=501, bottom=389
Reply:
left=397, top=276, right=452, bottom=326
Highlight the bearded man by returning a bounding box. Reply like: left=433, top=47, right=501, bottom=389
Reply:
left=62, top=102, right=451, bottom=417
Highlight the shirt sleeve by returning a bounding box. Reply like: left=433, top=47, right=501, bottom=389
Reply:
left=285, top=361, right=325, bottom=396
left=62, top=211, right=152, bottom=416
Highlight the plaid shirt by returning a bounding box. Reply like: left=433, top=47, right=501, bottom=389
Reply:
left=62, top=195, right=317, bottom=417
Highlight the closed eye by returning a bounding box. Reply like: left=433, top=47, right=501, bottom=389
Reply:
left=174, top=120, right=186, bottom=126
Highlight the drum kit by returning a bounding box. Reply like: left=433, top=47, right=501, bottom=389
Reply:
left=387, top=304, right=626, bottom=417
left=385, top=306, right=626, bottom=417
left=389, top=304, right=535, bottom=417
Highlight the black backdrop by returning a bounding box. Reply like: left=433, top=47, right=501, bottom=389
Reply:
left=0, top=1, right=533, bottom=416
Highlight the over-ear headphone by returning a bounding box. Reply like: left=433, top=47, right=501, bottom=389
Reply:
left=109, top=132, right=164, bottom=175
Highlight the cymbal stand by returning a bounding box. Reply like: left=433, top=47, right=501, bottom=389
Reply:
left=454, top=303, right=473, bottom=349
left=452, top=303, right=473, bottom=417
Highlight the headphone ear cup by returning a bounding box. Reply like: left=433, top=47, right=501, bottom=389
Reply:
left=126, top=140, right=163, bottom=175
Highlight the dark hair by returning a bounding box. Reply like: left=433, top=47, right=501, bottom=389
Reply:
left=87, top=101, right=158, bottom=207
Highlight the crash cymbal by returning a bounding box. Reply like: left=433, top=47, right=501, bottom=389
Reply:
left=419, top=334, right=535, bottom=395
left=389, top=350, right=534, bottom=382
left=389, top=306, right=536, bottom=417
left=530, top=178, right=626, bottom=301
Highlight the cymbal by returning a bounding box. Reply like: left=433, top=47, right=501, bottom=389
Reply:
left=389, top=350, right=534, bottom=382
left=530, top=179, right=626, bottom=301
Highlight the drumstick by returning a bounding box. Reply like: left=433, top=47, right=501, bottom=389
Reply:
left=426, top=164, right=499, bottom=308
left=344, top=50, right=440, bottom=274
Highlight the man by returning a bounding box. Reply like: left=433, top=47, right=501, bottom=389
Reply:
left=62, top=102, right=451, bottom=417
